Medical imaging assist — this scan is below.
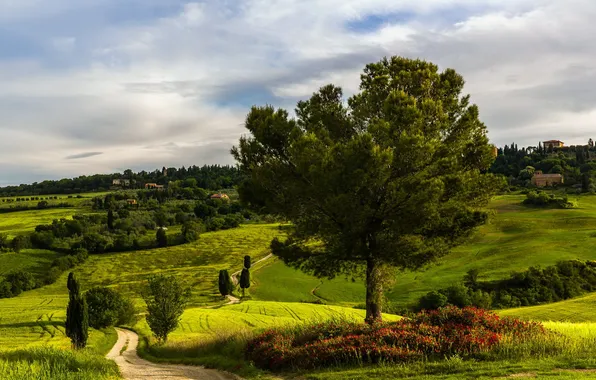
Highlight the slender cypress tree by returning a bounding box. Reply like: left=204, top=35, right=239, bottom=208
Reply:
left=107, top=210, right=114, bottom=230
left=240, top=268, right=250, bottom=297
left=65, top=272, right=89, bottom=349
left=240, top=255, right=252, bottom=297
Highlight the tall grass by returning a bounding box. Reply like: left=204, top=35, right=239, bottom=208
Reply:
left=0, top=347, right=120, bottom=380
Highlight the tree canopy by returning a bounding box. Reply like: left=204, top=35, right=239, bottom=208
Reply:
left=232, top=56, right=502, bottom=322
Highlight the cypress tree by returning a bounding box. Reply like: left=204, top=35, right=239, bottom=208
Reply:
left=218, top=270, right=233, bottom=297
left=65, top=272, right=89, bottom=349
left=107, top=210, right=114, bottom=230
left=156, top=228, right=168, bottom=248
left=240, top=268, right=250, bottom=297
left=244, top=255, right=251, bottom=270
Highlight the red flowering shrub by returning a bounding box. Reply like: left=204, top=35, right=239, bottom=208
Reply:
left=245, top=306, right=545, bottom=370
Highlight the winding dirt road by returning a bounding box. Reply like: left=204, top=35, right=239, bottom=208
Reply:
left=106, top=328, right=239, bottom=380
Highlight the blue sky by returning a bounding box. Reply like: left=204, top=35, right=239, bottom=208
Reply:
left=0, top=0, right=595, bottom=185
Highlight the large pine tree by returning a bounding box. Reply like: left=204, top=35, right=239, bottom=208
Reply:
left=232, top=56, right=502, bottom=323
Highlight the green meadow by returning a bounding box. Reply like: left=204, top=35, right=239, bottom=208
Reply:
left=251, top=194, right=596, bottom=308
left=3, top=193, right=596, bottom=378
left=0, top=208, right=82, bottom=237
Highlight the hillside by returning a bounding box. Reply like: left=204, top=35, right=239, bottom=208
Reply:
left=251, top=193, right=596, bottom=308
left=4, top=192, right=596, bottom=379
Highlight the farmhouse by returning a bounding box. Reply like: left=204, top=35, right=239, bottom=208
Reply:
left=126, top=199, right=137, bottom=205
left=112, top=179, right=131, bottom=186
left=210, top=193, right=230, bottom=201
left=532, top=171, right=564, bottom=187
left=145, top=183, right=165, bottom=190
left=543, top=140, right=564, bottom=149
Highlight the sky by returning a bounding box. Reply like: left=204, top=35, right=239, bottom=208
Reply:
left=0, top=0, right=595, bottom=185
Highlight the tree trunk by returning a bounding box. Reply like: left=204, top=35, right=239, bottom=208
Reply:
left=365, top=258, right=383, bottom=324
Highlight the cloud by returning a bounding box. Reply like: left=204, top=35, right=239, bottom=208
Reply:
left=0, top=0, right=595, bottom=184
left=65, top=152, right=103, bottom=160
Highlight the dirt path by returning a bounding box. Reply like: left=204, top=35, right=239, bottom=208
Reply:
left=106, top=328, right=239, bottom=380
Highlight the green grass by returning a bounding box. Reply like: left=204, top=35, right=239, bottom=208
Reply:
left=0, top=249, right=63, bottom=277
left=136, top=300, right=400, bottom=378
left=499, top=292, right=596, bottom=323
left=136, top=300, right=400, bottom=344
left=0, top=208, right=84, bottom=237
left=252, top=194, right=596, bottom=308
left=25, top=223, right=283, bottom=305
left=0, top=223, right=284, bottom=353
left=0, top=295, right=119, bottom=379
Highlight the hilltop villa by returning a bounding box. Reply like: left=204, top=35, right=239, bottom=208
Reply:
left=531, top=171, right=564, bottom=187
left=543, top=140, right=564, bottom=149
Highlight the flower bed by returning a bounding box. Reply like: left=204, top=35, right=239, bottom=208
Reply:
left=245, top=306, right=544, bottom=370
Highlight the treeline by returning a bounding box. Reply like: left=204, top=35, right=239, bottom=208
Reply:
left=0, top=165, right=242, bottom=196
left=490, top=141, right=596, bottom=190
left=417, top=260, right=596, bottom=310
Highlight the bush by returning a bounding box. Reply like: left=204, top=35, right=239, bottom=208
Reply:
left=4, top=270, right=36, bottom=296
left=11, top=235, right=30, bottom=252
left=181, top=221, right=203, bottom=243
left=85, top=287, right=134, bottom=329
left=246, top=307, right=544, bottom=371
left=418, top=291, right=448, bottom=310
left=156, top=228, right=168, bottom=248
left=523, top=191, right=574, bottom=209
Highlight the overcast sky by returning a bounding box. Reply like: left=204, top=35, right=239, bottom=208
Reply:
left=1, top=0, right=594, bottom=185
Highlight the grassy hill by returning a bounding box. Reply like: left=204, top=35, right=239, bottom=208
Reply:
left=499, top=292, right=596, bottom=322
left=251, top=194, right=596, bottom=308
left=4, top=192, right=596, bottom=379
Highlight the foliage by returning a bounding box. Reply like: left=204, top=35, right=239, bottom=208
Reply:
left=233, top=56, right=501, bottom=322
left=181, top=221, right=203, bottom=243
left=244, top=255, right=251, bottom=270
left=240, top=268, right=250, bottom=296
left=85, top=287, right=135, bottom=329
left=0, top=270, right=36, bottom=297
left=0, top=164, right=243, bottom=196
left=218, top=270, right=233, bottom=297
left=245, top=307, right=543, bottom=371
left=490, top=142, right=596, bottom=189
left=142, top=275, right=189, bottom=343
left=11, top=235, right=30, bottom=253
left=418, top=260, right=596, bottom=310
left=523, top=191, right=574, bottom=208
left=156, top=228, right=168, bottom=248
left=65, top=273, right=89, bottom=349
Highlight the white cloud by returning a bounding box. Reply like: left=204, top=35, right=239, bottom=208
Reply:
left=0, top=0, right=595, bottom=184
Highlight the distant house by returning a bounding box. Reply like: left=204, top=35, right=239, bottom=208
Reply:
left=532, top=171, right=564, bottom=187
left=126, top=199, right=137, bottom=205
left=543, top=140, right=564, bottom=149
left=210, top=193, right=230, bottom=201
left=112, top=179, right=131, bottom=187
left=145, top=183, right=165, bottom=190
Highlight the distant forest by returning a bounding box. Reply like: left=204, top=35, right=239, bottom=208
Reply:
left=490, top=140, right=596, bottom=190
left=4, top=140, right=596, bottom=197
left=0, top=165, right=242, bottom=196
